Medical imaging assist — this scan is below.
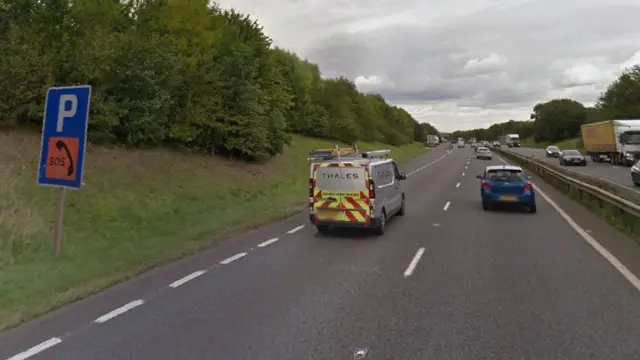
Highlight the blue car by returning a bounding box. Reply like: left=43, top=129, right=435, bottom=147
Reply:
left=476, top=165, right=537, bottom=213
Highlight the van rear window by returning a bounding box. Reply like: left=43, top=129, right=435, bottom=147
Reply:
left=315, top=166, right=366, bottom=191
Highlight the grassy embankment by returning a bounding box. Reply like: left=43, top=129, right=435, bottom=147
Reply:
left=520, top=137, right=583, bottom=151
left=0, top=129, right=426, bottom=330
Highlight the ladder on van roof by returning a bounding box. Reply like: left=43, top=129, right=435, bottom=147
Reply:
left=307, top=144, right=391, bottom=161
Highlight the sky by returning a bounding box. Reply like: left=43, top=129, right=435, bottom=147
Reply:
left=214, top=0, right=640, bottom=132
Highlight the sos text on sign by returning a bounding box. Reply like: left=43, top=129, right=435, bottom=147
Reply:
left=37, top=86, right=92, bottom=189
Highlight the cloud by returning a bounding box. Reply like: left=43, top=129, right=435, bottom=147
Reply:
left=463, top=53, right=508, bottom=75
left=215, top=0, right=640, bottom=132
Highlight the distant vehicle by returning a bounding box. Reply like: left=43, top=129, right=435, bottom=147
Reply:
left=308, top=145, right=407, bottom=235
left=581, top=119, right=640, bottom=166
left=426, top=134, right=440, bottom=147
left=477, top=165, right=536, bottom=213
left=500, top=134, right=521, bottom=147
left=457, top=138, right=465, bottom=148
left=493, top=141, right=501, bottom=147
left=631, top=160, right=640, bottom=186
left=545, top=146, right=561, bottom=158
left=559, top=149, right=587, bottom=166
left=476, top=147, right=492, bottom=160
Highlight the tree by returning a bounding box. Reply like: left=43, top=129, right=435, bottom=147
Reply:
left=530, top=99, right=586, bottom=142
left=451, top=120, right=534, bottom=142
left=0, top=0, right=439, bottom=160
left=596, top=64, right=640, bottom=120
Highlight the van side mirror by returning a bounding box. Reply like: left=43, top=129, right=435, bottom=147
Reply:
left=398, top=172, right=407, bottom=180
left=476, top=175, right=482, bottom=179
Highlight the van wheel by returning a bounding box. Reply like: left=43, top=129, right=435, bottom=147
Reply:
left=397, top=196, right=406, bottom=216
left=482, top=200, right=491, bottom=211
left=316, top=225, right=330, bottom=234
left=373, top=211, right=386, bottom=235
left=528, top=203, right=537, bottom=214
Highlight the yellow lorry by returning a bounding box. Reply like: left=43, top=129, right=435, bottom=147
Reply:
left=581, top=120, right=640, bottom=166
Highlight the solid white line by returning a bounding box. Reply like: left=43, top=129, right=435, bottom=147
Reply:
left=7, top=338, right=63, bottom=360
left=495, top=155, right=640, bottom=292
left=169, top=270, right=206, bottom=288
left=407, top=149, right=456, bottom=176
left=287, top=225, right=305, bottom=234
left=220, top=252, right=247, bottom=264
left=443, top=201, right=451, bottom=211
left=404, top=248, right=425, bottom=277
left=258, top=237, right=279, bottom=247
left=456, top=182, right=460, bottom=188
left=94, top=300, right=144, bottom=323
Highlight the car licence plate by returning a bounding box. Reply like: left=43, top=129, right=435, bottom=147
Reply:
left=500, top=195, right=518, bottom=202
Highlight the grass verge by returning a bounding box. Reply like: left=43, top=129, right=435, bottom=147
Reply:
left=520, top=137, right=584, bottom=151
left=0, top=129, right=427, bottom=330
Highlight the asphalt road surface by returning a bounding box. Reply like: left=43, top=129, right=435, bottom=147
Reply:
left=509, top=146, right=640, bottom=192
left=3, top=145, right=640, bottom=360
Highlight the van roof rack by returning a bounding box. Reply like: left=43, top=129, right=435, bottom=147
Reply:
left=308, top=143, right=360, bottom=161
left=307, top=144, right=392, bottom=162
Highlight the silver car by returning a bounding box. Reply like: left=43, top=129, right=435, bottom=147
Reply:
left=476, top=147, right=492, bottom=160
left=559, top=149, right=587, bottom=166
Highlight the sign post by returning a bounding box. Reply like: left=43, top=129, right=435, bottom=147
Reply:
left=37, top=86, right=92, bottom=257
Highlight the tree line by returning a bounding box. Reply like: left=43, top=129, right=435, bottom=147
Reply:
left=0, top=0, right=439, bottom=160
left=451, top=64, right=640, bottom=143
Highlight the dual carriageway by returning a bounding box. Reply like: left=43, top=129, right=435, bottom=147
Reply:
left=2, top=145, right=640, bottom=359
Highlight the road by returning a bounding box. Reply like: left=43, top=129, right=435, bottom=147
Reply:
left=3, top=145, right=640, bottom=360
left=508, top=146, right=640, bottom=192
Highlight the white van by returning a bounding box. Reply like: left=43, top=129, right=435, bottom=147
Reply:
left=308, top=146, right=407, bottom=235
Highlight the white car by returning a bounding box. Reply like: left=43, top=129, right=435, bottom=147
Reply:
left=476, top=147, right=492, bottom=160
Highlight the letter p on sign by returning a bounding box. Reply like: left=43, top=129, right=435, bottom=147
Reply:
left=57, top=94, right=78, bottom=132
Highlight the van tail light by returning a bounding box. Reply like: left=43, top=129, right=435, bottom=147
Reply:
left=523, top=182, right=533, bottom=192
left=482, top=180, right=491, bottom=191
left=369, top=179, right=376, bottom=199
left=309, top=178, right=315, bottom=210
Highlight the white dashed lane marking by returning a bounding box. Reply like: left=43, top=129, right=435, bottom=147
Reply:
left=287, top=225, right=305, bottom=234
left=404, top=248, right=425, bottom=277
left=443, top=201, right=451, bottom=211
left=169, top=270, right=207, bottom=288
left=94, top=299, right=145, bottom=324
left=258, top=237, right=279, bottom=247
left=220, top=252, right=247, bottom=265
left=456, top=182, right=460, bottom=188
left=6, top=338, right=63, bottom=360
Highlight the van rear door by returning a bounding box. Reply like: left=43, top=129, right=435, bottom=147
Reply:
left=313, top=163, right=369, bottom=224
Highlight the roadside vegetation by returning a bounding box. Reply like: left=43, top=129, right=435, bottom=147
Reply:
left=450, top=64, right=640, bottom=147
left=520, top=137, right=584, bottom=151
left=0, top=1, right=437, bottom=329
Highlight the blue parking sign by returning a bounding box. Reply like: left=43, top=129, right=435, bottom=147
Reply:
left=37, top=86, right=92, bottom=189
